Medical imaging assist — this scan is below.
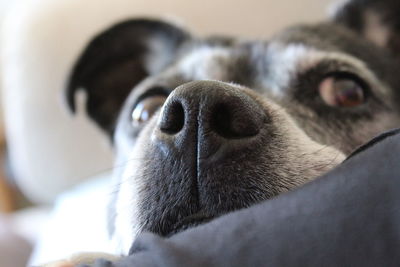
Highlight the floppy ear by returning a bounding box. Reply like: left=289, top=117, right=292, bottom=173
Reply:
left=332, top=0, right=400, bottom=55
left=66, top=19, right=190, bottom=135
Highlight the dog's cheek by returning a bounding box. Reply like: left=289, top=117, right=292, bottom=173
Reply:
left=111, top=117, right=160, bottom=254
left=251, top=95, right=346, bottom=182
left=276, top=111, right=346, bottom=180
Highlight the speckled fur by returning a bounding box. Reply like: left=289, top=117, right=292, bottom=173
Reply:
left=64, top=0, right=400, bottom=257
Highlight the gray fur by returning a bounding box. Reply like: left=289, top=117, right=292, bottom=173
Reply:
left=66, top=0, right=400, bottom=254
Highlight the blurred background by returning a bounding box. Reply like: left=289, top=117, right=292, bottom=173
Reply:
left=0, top=0, right=333, bottom=266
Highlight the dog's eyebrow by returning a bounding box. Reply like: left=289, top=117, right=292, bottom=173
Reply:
left=257, top=43, right=384, bottom=99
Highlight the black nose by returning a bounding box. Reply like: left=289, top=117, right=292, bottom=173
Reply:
left=156, top=80, right=265, bottom=159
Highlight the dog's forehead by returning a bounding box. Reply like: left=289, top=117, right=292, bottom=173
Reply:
left=172, top=24, right=365, bottom=83
left=176, top=45, right=234, bottom=81
left=173, top=41, right=255, bottom=87
left=170, top=24, right=396, bottom=100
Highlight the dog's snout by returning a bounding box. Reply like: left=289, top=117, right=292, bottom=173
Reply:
left=156, top=80, right=265, bottom=159
left=159, top=80, right=264, bottom=138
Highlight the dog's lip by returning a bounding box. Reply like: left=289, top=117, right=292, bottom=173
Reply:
left=167, top=212, right=215, bottom=237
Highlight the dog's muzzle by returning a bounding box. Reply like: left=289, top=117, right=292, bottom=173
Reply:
left=137, top=80, right=273, bottom=235
left=129, top=80, right=342, bottom=236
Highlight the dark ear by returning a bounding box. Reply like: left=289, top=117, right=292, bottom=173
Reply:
left=66, top=19, right=190, bottom=135
left=332, top=0, right=400, bottom=55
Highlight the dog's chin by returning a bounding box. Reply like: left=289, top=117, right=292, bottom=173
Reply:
left=167, top=212, right=216, bottom=237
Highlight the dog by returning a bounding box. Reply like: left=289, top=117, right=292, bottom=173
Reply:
left=45, top=0, right=400, bottom=265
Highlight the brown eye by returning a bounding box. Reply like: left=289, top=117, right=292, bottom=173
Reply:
left=132, top=95, right=167, bottom=125
left=319, top=74, right=366, bottom=107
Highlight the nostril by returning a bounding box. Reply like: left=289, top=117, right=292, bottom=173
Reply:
left=211, top=104, right=234, bottom=138
left=211, top=103, right=260, bottom=139
left=160, top=101, right=185, bottom=134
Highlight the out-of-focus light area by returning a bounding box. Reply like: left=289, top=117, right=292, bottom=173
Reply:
left=0, top=0, right=333, bottom=266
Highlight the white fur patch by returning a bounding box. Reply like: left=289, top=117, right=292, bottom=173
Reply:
left=111, top=132, right=147, bottom=254
left=111, top=117, right=160, bottom=255
left=111, top=161, right=141, bottom=254
left=178, top=46, right=231, bottom=81
left=262, top=44, right=313, bottom=96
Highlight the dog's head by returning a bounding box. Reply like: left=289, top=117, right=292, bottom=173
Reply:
left=66, top=0, right=400, bottom=253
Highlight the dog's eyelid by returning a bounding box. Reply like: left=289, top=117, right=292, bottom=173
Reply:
left=323, top=71, right=371, bottom=95
left=322, top=71, right=366, bottom=83
left=307, top=58, right=370, bottom=83
left=132, top=86, right=170, bottom=108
